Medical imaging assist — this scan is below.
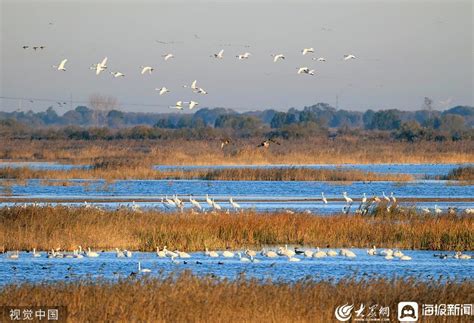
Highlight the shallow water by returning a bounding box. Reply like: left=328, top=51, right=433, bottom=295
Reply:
left=155, top=163, right=473, bottom=178
left=1, top=179, right=473, bottom=214
left=0, top=249, right=472, bottom=286
left=0, top=162, right=87, bottom=170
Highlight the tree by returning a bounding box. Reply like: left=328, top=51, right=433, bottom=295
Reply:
left=366, top=110, right=401, bottom=130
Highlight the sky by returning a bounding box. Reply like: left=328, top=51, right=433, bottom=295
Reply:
left=1, top=0, right=473, bottom=113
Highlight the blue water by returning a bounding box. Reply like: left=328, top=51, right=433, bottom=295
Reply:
left=0, top=249, right=472, bottom=286
left=155, top=163, right=473, bottom=178
left=0, top=162, right=88, bottom=170
left=1, top=179, right=473, bottom=214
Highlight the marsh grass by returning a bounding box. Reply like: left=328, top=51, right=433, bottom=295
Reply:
left=1, top=138, right=473, bottom=166
left=0, top=165, right=414, bottom=181
left=0, top=272, right=472, bottom=322
left=0, top=207, right=472, bottom=252
left=444, top=166, right=474, bottom=181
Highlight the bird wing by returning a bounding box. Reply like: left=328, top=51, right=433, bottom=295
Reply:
left=191, top=80, right=197, bottom=89
left=100, top=57, right=108, bottom=66
left=59, top=59, right=67, bottom=69
left=218, top=49, right=224, bottom=56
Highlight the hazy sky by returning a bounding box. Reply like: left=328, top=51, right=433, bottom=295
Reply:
left=1, top=0, right=473, bottom=113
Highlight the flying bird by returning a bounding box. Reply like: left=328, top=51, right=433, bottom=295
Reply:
left=212, top=49, right=224, bottom=59
left=90, top=57, right=108, bottom=75
left=188, top=101, right=199, bottom=110
left=140, top=66, right=154, bottom=74
left=301, top=48, right=314, bottom=55
left=110, top=71, right=125, bottom=78
left=22, top=46, right=29, bottom=49
left=343, top=54, right=356, bottom=60
left=297, top=67, right=315, bottom=75
left=236, top=52, right=251, bottom=60
left=257, top=138, right=280, bottom=148
left=271, top=54, right=285, bottom=62
left=220, top=138, right=231, bottom=149
left=52, top=59, right=68, bottom=71
left=155, top=87, right=170, bottom=95
left=169, top=101, right=184, bottom=110
left=313, top=57, right=326, bottom=62
left=162, top=53, right=174, bottom=61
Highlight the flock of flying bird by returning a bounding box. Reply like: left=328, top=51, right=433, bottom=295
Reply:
left=41, top=45, right=357, bottom=111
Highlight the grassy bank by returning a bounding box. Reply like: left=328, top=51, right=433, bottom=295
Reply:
left=1, top=207, right=472, bottom=252
left=1, top=138, right=473, bottom=165
left=444, top=166, right=474, bottom=181
left=1, top=273, right=472, bottom=323
left=0, top=165, right=414, bottom=181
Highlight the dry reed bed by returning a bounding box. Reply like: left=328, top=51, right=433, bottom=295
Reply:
left=1, top=207, right=472, bottom=252
left=1, top=273, right=472, bottom=322
left=444, top=166, right=474, bottom=181
left=0, top=166, right=414, bottom=181
left=1, top=138, right=473, bottom=165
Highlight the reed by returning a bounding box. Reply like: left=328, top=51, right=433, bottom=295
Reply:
left=0, top=166, right=414, bottom=181
left=0, top=273, right=472, bottom=322
left=0, top=207, right=472, bottom=252
left=444, top=166, right=474, bottom=181
left=1, top=137, right=473, bottom=165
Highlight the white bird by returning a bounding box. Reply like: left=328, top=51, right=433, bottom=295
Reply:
left=343, top=192, right=353, bottom=204
left=238, top=252, right=251, bottom=262
left=156, top=247, right=167, bottom=258
left=169, top=101, right=184, bottom=110
left=313, top=57, right=326, bottom=62
left=297, top=67, right=315, bottom=75
left=140, top=66, right=154, bottom=74
left=85, top=247, right=99, bottom=258
left=188, top=101, right=199, bottom=110
left=340, top=249, right=356, bottom=258
left=138, top=261, right=151, bottom=273
left=454, top=252, right=471, bottom=260
left=52, top=59, right=67, bottom=71
left=116, top=248, right=125, bottom=258
left=32, top=248, right=41, bottom=257
left=91, top=57, right=108, bottom=75
left=124, top=250, right=132, bottom=258
left=205, top=248, right=219, bottom=258
left=301, top=48, right=314, bottom=55
left=288, top=255, right=301, bottom=262
left=245, top=249, right=257, bottom=257
left=382, top=192, right=390, bottom=202
left=367, top=245, right=377, bottom=256
left=393, top=250, right=404, bottom=258
left=163, top=246, right=178, bottom=258
left=212, top=49, right=224, bottom=59
left=222, top=250, right=234, bottom=258
left=175, top=250, right=191, bottom=258
left=205, top=194, right=213, bottom=208
left=271, top=54, right=285, bottom=62
left=189, top=196, right=202, bottom=210
left=229, top=197, right=241, bottom=210
left=313, top=247, right=327, bottom=258
left=236, top=52, right=251, bottom=60
left=212, top=199, right=222, bottom=210
left=321, top=192, right=328, bottom=204
left=400, top=255, right=412, bottom=261
left=327, top=249, right=338, bottom=257
left=361, top=193, right=367, bottom=204
left=155, top=87, right=170, bottom=95
left=110, top=71, right=125, bottom=78
left=380, top=249, right=393, bottom=257
left=385, top=254, right=394, bottom=260
left=434, top=205, right=442, bottom=214
left=162, top=53, right=174, bottom=61
left=343, top=54, right=356, bottom=60
left=421, top=207, right=431, bottom=214
left=390, top=192, right=396, bottom=203
left=8, top=251, right=19, bottom=259
left=277, top=245, right=295, bottom=257
left=304, top=250, right=314, bottom=258
left=261, top=248, right=278, bottom=258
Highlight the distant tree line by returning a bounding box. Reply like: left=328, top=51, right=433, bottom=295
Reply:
left=0, top=102, right=473, bottom=142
